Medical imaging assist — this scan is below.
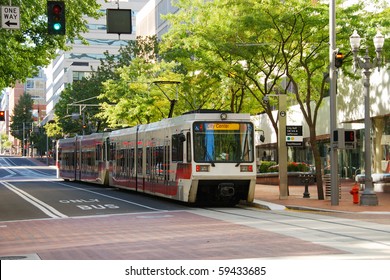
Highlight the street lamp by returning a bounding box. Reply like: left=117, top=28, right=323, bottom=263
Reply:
left=349, top=30, right=385, bottom=206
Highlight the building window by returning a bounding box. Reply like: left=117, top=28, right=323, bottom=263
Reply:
left=26, top=80, right=34, bottom=89
left=73, top=72, right=87, bottom=81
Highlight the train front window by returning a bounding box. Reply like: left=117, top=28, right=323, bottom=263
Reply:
left=193, top=122, right=254, bottom=163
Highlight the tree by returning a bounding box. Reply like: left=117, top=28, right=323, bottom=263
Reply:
left=10, top=93, right=34, bottom=152
left=48, top=36, right=164, bottom=136
left=100, top=58, right=183, bottom=127
left=0, top=133, right=12, bottom=154
left=0, top=0, right=101, bottom=90
left=160, top=0, right=390, bottom=199
left=161, top=0, right=261, bottom=113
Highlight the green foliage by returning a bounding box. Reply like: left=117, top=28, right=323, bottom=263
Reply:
left=45, top=117, right=63, bottom=139
left=99, top=58, right=184, bottom=127
left=258, top=161, right=277, bottom=173
left=160, top=0, right=390, bottom=200
left=50, top=36, right=167, bottom=135
left=29, top=126, right=48, bottom=156
left=47, top=0, right=390, bottom=143
left=0, top=0, right=101, bottom=90
left=0, top=133, right=12, bottom=152
left=267, top=162, right=310, bottom=173
left=9, top=93, right=34, bottom=141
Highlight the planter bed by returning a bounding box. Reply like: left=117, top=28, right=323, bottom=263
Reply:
left=256, top=172, right=316, bottom=186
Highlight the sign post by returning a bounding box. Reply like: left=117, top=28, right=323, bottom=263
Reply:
left=1, top=6, right=20, bottom=30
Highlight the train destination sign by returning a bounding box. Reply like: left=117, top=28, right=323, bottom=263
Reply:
left=286, top=125, right=303, bottom=146
left=206, top=123, right=240, bottom=130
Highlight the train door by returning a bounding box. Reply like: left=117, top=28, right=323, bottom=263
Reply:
left=146, top=139, right=163, bottom=193
left=109, top=141, right=116, bottom=185
left=136, top=145, right=144, bottom=191
left=146, top=144, right=154, bottom=191
left=102, top=137, right=110, bottom=185
left=163, top=138, right=170, bottom=183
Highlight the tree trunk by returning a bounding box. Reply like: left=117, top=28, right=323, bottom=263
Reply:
left=310, top=135, right=324, bottom=200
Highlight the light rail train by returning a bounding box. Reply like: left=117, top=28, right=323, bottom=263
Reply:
left=56, top=110, right=256, bottom=205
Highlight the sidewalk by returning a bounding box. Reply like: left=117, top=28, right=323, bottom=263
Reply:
left=253, top=179, right=390, bottom=213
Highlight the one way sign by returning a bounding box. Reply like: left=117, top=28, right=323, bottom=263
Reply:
left=1, top=6, right=20, bottom=29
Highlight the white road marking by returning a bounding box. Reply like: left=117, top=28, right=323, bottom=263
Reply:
left=56, top=181, right=163, bottom=211
left=0, top=181, right=68, bottom=218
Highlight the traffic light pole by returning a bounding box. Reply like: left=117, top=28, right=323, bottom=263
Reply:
left=329, top=0, right=339, bottom=205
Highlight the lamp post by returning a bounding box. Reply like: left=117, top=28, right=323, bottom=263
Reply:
left=349, top=30, right=385, bottom=206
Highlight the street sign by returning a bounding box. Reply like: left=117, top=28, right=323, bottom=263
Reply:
left=106, top=9, right=132, bottom=34
left=286, top=125, right=303, bottom=146
left=1, top=6, right=20, bottom=29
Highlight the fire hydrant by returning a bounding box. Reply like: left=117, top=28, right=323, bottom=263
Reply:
left=350, top=183, right=360, bottom=204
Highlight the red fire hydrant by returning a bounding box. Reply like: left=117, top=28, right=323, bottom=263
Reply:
left=350, top=183, right=360, bottom=204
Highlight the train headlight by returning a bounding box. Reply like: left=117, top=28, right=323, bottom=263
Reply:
left=196, top=165, right=210, bottom=172
left=240, top=165, right=253, bottom=172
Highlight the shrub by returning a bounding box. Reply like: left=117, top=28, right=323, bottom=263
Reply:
left=258, top=161, right=277, bottom=173
left=267, top=162, right=310, bottom=172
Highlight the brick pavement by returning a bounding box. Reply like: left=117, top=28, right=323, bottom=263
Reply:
left=253, top=179, right=390, bottom=216
left=0, top=211, right=344, bottom=260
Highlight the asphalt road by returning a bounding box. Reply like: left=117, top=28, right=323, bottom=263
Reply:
left=0, top=156, right=187, bottom=222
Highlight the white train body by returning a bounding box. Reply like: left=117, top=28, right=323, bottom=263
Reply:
left=57, top=111, right=256, bottom=205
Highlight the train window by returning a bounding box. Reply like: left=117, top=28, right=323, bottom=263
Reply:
left=193, top=122, right=254, bottom=163
left=130, top=148, right=135, bottom=177
left=137, top=148, right=143, bottom=174
left=110, top=142, right=116, bottom=161
left=155, top=146, right=164, bottom=177
left=172, top=134, right=184, bottom=162
left=96, top=144, right=101, bottom=161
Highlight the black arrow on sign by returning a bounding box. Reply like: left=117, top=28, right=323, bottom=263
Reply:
left=5, top=20, right=17, bottom=27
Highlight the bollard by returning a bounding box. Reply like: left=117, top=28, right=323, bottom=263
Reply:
left=299, top=173, right=315, bottom=198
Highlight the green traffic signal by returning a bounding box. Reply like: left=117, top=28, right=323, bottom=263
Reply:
left=47, top=1, right=66, bottom=35
left=53, top=23, right=61, bottom=31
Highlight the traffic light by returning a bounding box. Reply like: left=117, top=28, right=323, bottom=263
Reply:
left=333, top=128, right=356, bottom=149
left=344, top=130, right=356, bottom=142
left=0, top=111, right=5, bottom=121
left=335, top=52, right=344, bottom=68
left=47, top=1, right=66, bottom=35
